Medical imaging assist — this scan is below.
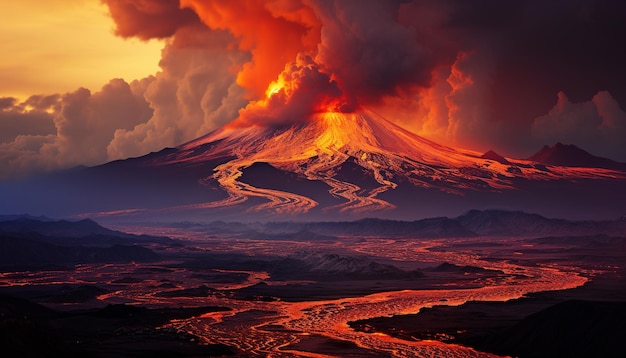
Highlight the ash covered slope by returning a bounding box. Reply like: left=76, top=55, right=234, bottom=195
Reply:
left=1, top=109, right=626, bottom=220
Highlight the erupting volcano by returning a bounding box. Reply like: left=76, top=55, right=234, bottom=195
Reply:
left=160, top=106, right=624, bottom=217
left=2, top=0, right=626, bottom=222
left=53, top=46, right=611, bottom=221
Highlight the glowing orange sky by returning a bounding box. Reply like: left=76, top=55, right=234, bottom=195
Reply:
left=0, top=0, right=162, bottom=99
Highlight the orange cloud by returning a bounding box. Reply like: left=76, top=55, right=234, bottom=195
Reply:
left=103, top=0, right=201, bottom=40
left=233, top=54, right=349, bottom=128
left=180, top=0, right=320, bottom=99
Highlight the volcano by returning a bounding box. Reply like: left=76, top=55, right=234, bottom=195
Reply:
left=2, top=109, right=626, bottom=221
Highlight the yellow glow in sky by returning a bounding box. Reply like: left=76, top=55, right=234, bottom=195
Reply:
left=0, top=0, right=163, bottom=99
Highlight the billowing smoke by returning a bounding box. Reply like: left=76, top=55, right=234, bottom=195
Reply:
left=0, top=78, right=152, bottom=178
left=1, top=0, right=250, bottom=178
left=2, top=0, right=626, bottom=179
left=235, top=54, right=348, bottom=127
left=106, top=25, right=249, bottom=159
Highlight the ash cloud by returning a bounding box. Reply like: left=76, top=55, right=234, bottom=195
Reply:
left=236, top=54, right=347, bottom=127
left=312, top=0, right=434, bottom=104
left=383, top=0, right=626, bottom=160
left=0, top=79, right=153, bottom=178
left=107, top=25, right=249, bottom=160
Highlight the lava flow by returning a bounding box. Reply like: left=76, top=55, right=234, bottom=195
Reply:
left=153, top=234, right=588, bottom=358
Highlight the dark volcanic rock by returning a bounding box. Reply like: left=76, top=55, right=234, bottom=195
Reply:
left=0, top=294, right=235, bottom=357
left=0, top=235, right=159, bottom=269
left=42, top=284, right=108, bottom=303
left=350, top=299, right=626, bottom=358
left=475, top=300, right=626, bottom=358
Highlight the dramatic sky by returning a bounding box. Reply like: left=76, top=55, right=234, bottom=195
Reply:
left=2, top=0, right=625, bottom=179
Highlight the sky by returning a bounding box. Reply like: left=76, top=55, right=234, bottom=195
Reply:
left=0, top=0, right=162, bottom=99
left=1, top=0, right=625, bottom=179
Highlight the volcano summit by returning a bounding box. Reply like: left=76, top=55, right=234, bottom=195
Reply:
left=3, top=108, right=625, bottom=221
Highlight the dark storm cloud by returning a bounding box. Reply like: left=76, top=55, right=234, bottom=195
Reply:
left=444, top=0, right=626, bottom=121
left=388, top=0, right=626, bottom=160
left=102, top=0, right=201, bottom=40
left=312, top=0, right=434, bottom=104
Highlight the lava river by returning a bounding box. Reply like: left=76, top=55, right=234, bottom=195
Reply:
left=161, top=243, right=587, bottom=357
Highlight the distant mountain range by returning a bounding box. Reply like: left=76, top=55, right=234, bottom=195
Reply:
left=171, top=209, right=626, bottom=238
left=0, top=217, right=172, bottom=269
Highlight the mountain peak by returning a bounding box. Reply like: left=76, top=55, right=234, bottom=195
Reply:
left=528, top=143, right=626, bottom=171
left=480, top=150, right=510, bottom=164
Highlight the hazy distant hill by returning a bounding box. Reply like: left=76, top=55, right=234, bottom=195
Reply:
left=480, top=150, right=511, bottom=164
left=176, top=209, right=626, bottom=238
left=0, top=217, right=174, bottom=247
left=0, top=218, right=171, bottom=269
left=528, top=143, right=626, bottom=171
left=457, top=210, right=626, bottom=237
left=300, top=217, right=476, bottom=238
left=0, top=235, right=159, bottom=268
left=287, top=251, right=424, bottom=279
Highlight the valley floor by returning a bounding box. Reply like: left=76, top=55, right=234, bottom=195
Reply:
left=1, top=219, right=624, bottom=357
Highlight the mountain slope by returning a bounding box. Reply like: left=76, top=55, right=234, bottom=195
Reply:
left=1, top=109, right=625, bottom=220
